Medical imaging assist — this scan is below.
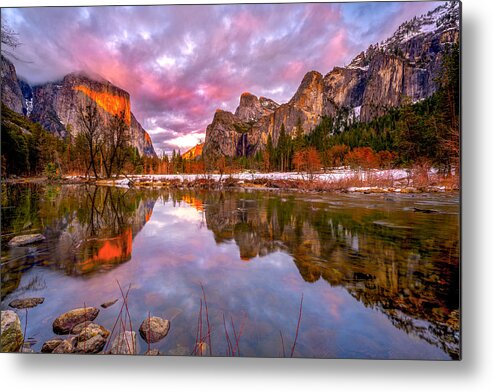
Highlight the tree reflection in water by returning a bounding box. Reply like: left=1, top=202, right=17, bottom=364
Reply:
left=1, top=185, right=459, bottom=358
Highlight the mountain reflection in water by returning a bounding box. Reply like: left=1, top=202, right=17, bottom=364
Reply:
left=1, top=184, right=460, bottom=359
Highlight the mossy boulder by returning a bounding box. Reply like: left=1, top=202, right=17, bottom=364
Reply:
left=1, top=310, right=24, bottom=352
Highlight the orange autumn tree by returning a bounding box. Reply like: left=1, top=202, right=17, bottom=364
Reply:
left=345, top=147, right=380, bottom=169
left=327, top=144, right=349, bottom=167
left=293, top=147, right=321, bottom=179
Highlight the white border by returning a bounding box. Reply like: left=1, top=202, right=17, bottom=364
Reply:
left=1, top=1, right=492, bottom=391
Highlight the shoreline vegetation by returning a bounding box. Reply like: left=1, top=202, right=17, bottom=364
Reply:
left=3, top=166, right=459, bottom=194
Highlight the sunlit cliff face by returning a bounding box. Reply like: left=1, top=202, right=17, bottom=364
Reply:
left=181, top=143, right=204, bottom=160
left=73, top=85, right=131, bottom=125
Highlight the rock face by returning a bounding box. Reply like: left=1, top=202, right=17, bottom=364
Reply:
left=9, top=297, right=45, bottom=309
left=203, top=110, right=243, bottom=160
left=139, top=316, right=170, bottom=343
left=1, top=310, right=24, bottom=352
left=234, top=92, right=279, bottom=122
left=182, top=143, right=204, bottom=160
left=203, top=1, right=460, bottom=158
left=1, top=62, right=156, bottom=157
left=28, top=72, right=156, bottom=157
left=52, top=307, right=100, bottom=334
left=8, top=234, right=45, bottom=247
left=1, top=55, right=24, bottom=114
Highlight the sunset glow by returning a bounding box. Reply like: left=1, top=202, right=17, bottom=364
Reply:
left=73, top=85, right=131, bottom=125
left=5, top=2, right=438, bottom=153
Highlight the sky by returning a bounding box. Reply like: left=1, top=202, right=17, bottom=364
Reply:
left=3, top=2, right=440, bottom=155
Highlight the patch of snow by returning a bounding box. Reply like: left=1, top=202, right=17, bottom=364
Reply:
left=347, top=65, right=369, bottom=72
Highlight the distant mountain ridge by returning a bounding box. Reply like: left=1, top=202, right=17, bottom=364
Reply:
left=203, top=1, right=460, bottom=161
left=1, top=59, right=156, bottom=157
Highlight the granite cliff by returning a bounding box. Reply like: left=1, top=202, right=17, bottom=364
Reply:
left=1, top=61, right=156, bottom=157
left=203, top=1, right=460, bottom=160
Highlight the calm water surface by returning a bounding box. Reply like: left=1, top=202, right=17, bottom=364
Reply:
left=1, top=184, right=460, bottom=359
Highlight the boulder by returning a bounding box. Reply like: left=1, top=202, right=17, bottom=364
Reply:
left=8, top=234, right=45, bottom=247
left=41, top=338, right=63, bottom=353
left=77, top=323, right=109, bottom=342
left=51, top=339, right=73, bottom=354
left=1, top=310, right=24, bottom=352
left=52, top=307, right=99, bottom=334
left=74, top=334, right=107, bottom=354
left=145, top=348, right=160, bottom=356
left=9, top=297, right=45, bottom=309
left=109, top=331, right=137, bottom=355
left=139, top=316, right=170, bottom=343
left=70, top=321, right=92, bottom=335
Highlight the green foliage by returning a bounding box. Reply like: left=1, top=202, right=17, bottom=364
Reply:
left=1, top=104, right=63, bottom=176
left=43, top=162, right=60, bottom=180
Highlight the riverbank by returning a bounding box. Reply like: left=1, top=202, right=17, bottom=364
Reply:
left=3, top=167, right=459, bottom=194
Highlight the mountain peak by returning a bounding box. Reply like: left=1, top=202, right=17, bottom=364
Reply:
left=378, top=0, right=459, bottom=52
left=235, top=91, right=277, bottom=122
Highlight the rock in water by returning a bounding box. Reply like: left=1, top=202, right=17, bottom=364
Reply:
left=52, top=307, right=99, bottom=334
left=41, top=338, right=63, bottom=353
left=74, top=334, right=107, bottom=354
left=1, top=310, right=24, bottom=352
left=9, top=297, right=45, bottom=309
left=70, top=321, right=92, bottom=335
left=101, top=299, right=118, bottom=309
left=76, top=323, right=109, bottom=342
left=8, top=234, right=45, bottom=247
left=51, top=339, right=73, bottom=354
left=145, top=348, right=160, bottom=356
left=139, top=316, right=170, bottom=343
left=109, top=331, right=137, bottom=355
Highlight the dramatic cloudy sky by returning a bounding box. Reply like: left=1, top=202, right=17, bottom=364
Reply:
left=3, top=2, right=439, bottom=155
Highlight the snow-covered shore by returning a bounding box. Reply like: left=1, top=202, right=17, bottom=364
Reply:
left=100, top=167, right=410, bottom=186
left=72, top=167, right=457, bottom=193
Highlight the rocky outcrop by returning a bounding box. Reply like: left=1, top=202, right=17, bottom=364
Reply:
left=203, top=1, right=460, bottom=158
left=234, top=92, right=279, bottom=122
left=0, top=310, right=24, bottom=352
left=1, top=60, right=156, bottom=157
left=202, top=110, right=243, bottom=160
left=28, top=72, right=156, bottom=156
left=130, top=113, right=155, bottom=157
left=1, top=55, right=24, bottom=114
left=182, top=143, right=204, bottom=160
